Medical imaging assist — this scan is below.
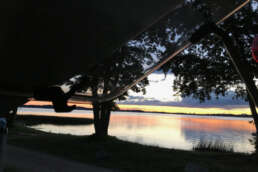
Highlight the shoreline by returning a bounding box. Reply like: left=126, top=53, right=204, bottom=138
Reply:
left=7, top=123, right=258, bottom=172
left=20, top=105, right=252, bottom=118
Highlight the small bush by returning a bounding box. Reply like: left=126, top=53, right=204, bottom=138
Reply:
left=193, top=140, right=234, bottom=153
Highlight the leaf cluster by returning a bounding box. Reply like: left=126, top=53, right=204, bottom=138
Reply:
left=161, top=1, right=258, bottom=102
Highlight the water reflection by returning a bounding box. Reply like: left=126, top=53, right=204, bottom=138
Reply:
left=25, top=109, right=256, bottom=153
left=180, top=118, right=255, bottom=153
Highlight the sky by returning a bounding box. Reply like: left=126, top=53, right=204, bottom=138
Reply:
left=115, top=1, right=258, bottom=115
left=118, top=73, right=254, bottom=115
left=26, top=72, right=254, bottom=115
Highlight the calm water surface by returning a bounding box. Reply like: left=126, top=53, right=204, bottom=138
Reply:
left=18, top=108, right=256, bottom=153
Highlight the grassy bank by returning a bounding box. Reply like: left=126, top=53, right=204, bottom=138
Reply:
left=7, top=121, right=258, bottom=172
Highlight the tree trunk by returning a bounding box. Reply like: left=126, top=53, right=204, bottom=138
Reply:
left=248, top=93, right=258, bottom=126
left=247, top=93, right=258, bottom=156
left=92, top=102, right=112, bottom=138
left=93, top=102, right=101, bottom=136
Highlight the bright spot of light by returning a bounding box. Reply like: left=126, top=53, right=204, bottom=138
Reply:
left=129, top=73, right=182, bottom=102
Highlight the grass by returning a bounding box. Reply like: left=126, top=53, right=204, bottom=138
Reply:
left=4, top=166, right=19, bottom=172
left=193, top=140, right=234, bottom=153
left=6, top=120, right=258, bottom=172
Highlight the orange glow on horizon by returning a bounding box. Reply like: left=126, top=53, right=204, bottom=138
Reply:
left=117, top=104, right=253, bottom=115
left=24, top=100, right=253, bottom=115
left=25, top=100, right=92, bottom=108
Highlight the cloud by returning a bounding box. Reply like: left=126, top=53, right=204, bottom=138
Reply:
left=119, top=73, right=248, bottom=109
left=128, top=73, right=182, bottom=102
left=120, top=94, right=248, bottom=109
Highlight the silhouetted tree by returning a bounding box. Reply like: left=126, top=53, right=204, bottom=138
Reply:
left=158, top=1, right=258, bottom=153
left=73, top=1, right=258, bottom=140
left=162, top=2, right=258, bottom=117
left=80, top=43, right=150, bottom=137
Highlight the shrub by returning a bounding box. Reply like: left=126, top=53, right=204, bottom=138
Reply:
left=193, top=140, right=234, bottom=153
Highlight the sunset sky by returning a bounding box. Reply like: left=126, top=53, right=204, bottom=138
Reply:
left=26, top=72, right=255, bottom=115
left=119, top=1, right=258, bottom=115
left=118, top=73, right=254, bottom=115
left=112, top=1, right=258, bottom=116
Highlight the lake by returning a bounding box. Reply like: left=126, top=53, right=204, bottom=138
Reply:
left=18, top=108, right=256, bottom=153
